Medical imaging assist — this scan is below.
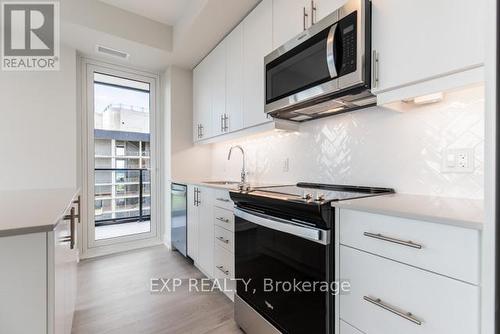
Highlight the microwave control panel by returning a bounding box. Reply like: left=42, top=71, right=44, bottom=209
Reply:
left=339, top=11, right=357, bottom=76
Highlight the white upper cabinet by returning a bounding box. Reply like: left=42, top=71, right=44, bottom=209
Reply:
left=273, top=0, right=343, bottom=49
left=225, top=23, right=244, bottom=133
left=210, top=42, right=227, bottom=137
left=243, top=0, right=273, bottom=128
left=193, top=58, right=213, bottom=142
left=371, top=0, right=485, bottom=95
left=272, top=0, right=308, bottom=48
left=313, top=0, right=345, bottom=23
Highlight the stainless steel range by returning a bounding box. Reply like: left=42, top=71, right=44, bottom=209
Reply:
left=230, top=183, right=394, bottom=334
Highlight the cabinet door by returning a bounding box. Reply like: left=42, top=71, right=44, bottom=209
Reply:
left=0, top=233, right=47, bottom=334
left=193, top=59, right=213, bottom=141
left=197, top=186, right=215, bottom=277
left=193, top=65, right=202, bottom=142
left=54, top=217, right=75, bottom=334
left=187, top=185, right=199, bottom=261
left=371, top=0, right=485, bottom=93
left=225, top=23, right=244, bottom=133
left=313, top=0, right=344, bottom=22
left=243, top=0, right=273, bottom=128
left=210, top=42, right=227, bottom=136
left=272, top=0, right=307, bottom=48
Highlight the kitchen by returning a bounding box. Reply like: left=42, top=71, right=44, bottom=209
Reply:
left=0, top=0, right=497, bottom=334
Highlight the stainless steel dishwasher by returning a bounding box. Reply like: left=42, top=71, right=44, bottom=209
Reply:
left=171, top=183, right=187, bottom=257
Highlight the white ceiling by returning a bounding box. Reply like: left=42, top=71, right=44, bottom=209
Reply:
left=97, top=0, right=196, bottom=25
left=62, top=0, right=260, bottom=71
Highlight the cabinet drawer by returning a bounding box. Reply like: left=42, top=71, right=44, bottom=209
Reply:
left=340, top=321, right=364, bottom=334
left=339, top=209, right=480, bottom=284
left=340, top=246, right=479, bottom=334
left=214, top=244, right=234, bottom=279
left=214, top=206, right=234, bottom=231
left=214, top=225, right=234, bottom=253
left=214, top=189, right=233, bottom=210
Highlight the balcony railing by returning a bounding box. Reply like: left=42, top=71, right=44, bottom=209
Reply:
left=94, top=168, right=150, bottom=226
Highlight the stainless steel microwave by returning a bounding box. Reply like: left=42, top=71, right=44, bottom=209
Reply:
left=264, top=0, right=375, bottom=122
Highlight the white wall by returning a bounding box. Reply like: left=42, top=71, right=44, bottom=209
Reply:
left=211, top=86, right=485, bottom=199
left=0, top=45, right=77, bottom=191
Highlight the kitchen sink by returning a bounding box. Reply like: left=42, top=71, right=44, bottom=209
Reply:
left=203, top=180, right=240, bottom=186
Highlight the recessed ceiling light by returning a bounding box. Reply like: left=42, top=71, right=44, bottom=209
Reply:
left=96, top=45, right=130, bottom=60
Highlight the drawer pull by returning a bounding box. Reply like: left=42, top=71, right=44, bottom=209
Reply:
left=363, top=296, right=422, bottom=325
left=216, top=265, right=230, bottom=276
left=216, top=236, right=230, bottom=244
left=216, top=198, right=230, bottom=202
left=363, top=232, right=422, bottom=249
left=216, top=217, right=230, bottom=223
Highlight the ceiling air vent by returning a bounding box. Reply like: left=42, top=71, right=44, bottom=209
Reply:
left=96, top=45, right=130, bottom=60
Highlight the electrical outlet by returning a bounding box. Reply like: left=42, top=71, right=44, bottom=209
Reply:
left=283, top=158, right=290, bottom=173
left=441, top=148, right=474, bottom=173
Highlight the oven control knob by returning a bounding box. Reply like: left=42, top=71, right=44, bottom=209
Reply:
left=302, top=191, right=312, bottom=200
left=315, top=193, right=325, bottom=201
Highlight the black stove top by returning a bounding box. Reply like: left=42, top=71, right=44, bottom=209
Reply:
left=250, top=182, right=395, bottom=204
left=230, top=183, right=394, bottom=229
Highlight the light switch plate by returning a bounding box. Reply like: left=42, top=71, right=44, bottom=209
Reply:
left=441, top=148, right=474, bottom=173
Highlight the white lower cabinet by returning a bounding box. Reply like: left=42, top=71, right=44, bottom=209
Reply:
left=187, top=185, right=214, bottom=277
left=187, top=184, right=235, bottom=301
left=340, top=320, right=364, bottom=334
left=340, top=245, right=480, bottom=334
left=214, top=243, right=235, bottom=301
left=0, top=194, right=79, bottom=334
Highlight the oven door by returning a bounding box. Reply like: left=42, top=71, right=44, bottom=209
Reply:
left=234, top=207, right=333, bottom=334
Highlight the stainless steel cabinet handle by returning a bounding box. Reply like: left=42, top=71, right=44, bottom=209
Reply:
left=216, top=217, right=230, bottom=223
left=223, top=114, right=229, bottom=132
left=363, top=296, right=422, bottom=325
left=363, top=232, right=422, bottom=249
left=216, top=197, right=230, bottom=202
left=372, top=50, right=379, bottom=88
left=303, top=7, right=309, bottom=31
left=216, top=265, right=230, bottom=276
left=73, top=195, right=81, bottom=223
left=311, top=0, right=316, bottom=25
left=216, top=236, right=230, bottom=244
left=62, top=207, right=76, bottom=249
left=196, top=188, right=201, bottom=206
left=220, top=115, right=224, bottom=133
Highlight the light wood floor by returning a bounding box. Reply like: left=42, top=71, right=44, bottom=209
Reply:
left=72, top=245, right=243, bottom=334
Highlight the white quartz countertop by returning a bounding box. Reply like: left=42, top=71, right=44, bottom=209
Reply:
left=0, top=188, right=79, bottom=237
left=332, top=193, right=483, bottom=230
left=171, top=179, right=288, bottom=190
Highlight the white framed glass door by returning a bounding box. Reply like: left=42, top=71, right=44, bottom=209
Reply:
left=82, top=60, right=161, bottom=255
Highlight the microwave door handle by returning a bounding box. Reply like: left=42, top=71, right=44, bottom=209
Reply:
left=326, top=24, right=338, bottom=78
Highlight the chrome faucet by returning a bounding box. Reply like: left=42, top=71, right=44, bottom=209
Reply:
left=227, top=145, right=248, bottom=190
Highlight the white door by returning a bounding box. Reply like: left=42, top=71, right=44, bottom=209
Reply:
left=243, top=0, right=273, bottom=128
left=314, top=0, right=345, bottom=22
left=83, top=60, right=161, bottom=257
left=196, top=186, right=214, bottom=276
left=210, top=42, right=227, bottom=136
left=225, top=23, right=244, bottom=133
left=187, top=185, right=199, bottom=261
left=371, top=0, right=485, bottom=93
left=272, top=0, right=307, bottom=48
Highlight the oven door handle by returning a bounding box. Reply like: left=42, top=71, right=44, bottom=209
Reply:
left=234, top=207, right=330, bottom=245
left=326, top=23, right=338, bottom=78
